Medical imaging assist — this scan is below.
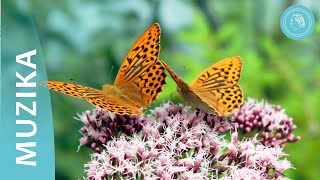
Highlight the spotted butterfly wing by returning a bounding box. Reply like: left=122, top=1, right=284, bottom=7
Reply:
left=114, top=23, right=166, bottom=108
left=191, top=85, right=243, bottom=115
left=190, top=56, right=242, bottom=89
left=190, top=57, right=243, bottom=115
left=39, top=81, right=143, bottom=115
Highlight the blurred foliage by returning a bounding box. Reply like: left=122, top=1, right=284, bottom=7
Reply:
left=4, top=0, right=320, bottom=179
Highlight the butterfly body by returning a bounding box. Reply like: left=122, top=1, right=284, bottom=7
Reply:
left=161, top=56, right=243, bottom=115
left=182, top=90, right=216, bottom=114
left=102, top=84, right=123, bottom=96
left=102, top=84, right=138, bottom=106
left=175, top=81, right=216, bottom=114
left=41, top=23, right=165, bottom=116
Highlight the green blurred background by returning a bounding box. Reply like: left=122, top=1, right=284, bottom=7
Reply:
left=5, top=0, right=320, bottom=179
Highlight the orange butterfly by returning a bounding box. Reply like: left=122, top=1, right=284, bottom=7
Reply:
left=40, top=23, right=166, bottom=116
left=160, top=57, right=243, bottom=115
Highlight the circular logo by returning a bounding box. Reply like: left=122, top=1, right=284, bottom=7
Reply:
left=280, top=5, right=315, bottom=40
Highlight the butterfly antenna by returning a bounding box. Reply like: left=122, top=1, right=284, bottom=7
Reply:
left=106, top=65, right=115, bottom=82
left=181, top=65, right=188, bottom=79
left=69, top=78, right=101, bottom=88
left=69, top=78, right=85, bottom=84
left=110, top=65, right=114, bottom=76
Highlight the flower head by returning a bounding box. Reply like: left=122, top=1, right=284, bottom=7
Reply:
left=232, top=98, right=301, bottom=147
left=82, top=102, right=294, bottom=179
left=77, top=108, right=150, bottom=152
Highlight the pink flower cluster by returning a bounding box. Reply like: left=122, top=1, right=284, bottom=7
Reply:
left=232, top=98, right=301, bottom=147
left=80, top=101, right=296, bottom=180
left=77, top=108, right=149, bottom=152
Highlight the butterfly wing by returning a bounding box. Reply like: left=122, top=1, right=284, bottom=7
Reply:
left=86, top=98, right=143, bottom=115
left=190, top=56, right=242, bottom=90
left=192, top=85, right=243, bottom=115
left=39, top=81, right=105, bottom=98
left=39, top=81, right=143, bottom=115
left=190, top=56, right=243, bottom=115
left=114, top=23, right=166, bottom=108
